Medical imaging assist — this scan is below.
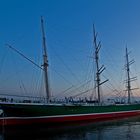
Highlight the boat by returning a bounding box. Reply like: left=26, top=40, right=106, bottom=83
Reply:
left=0, top=18, right=140, bottom=127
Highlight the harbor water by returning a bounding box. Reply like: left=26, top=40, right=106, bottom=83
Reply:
left=1, top=116, right=140, bottom=140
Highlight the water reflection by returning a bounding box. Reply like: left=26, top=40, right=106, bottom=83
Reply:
left=1, top=116, right=140, bottom=140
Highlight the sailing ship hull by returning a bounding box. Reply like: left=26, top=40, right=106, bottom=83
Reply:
left=0, top=103, right=140, bottom=126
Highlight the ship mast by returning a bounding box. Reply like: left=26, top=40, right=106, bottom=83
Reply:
left=126, top=47, right=131, bottom=104
left=93, top=25, right=108, bottom=104
left=41, top=17, right=50, bottom=103
left=125, top=47, right=138, bottom=104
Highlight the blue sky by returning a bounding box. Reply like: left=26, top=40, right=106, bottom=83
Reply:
left=0, top=0, right=140, bottom=100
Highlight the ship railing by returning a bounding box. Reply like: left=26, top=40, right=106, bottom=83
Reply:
left=49, top=97, right=101, bottom=106
left=0, top=93, right=46, bottom=104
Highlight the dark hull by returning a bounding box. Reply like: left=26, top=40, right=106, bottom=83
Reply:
left=0, top=103, right=140, bottom=126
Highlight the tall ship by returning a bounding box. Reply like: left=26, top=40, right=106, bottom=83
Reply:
left=0, top=18, right=140, bottom=126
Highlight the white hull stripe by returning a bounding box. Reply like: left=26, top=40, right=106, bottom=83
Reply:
left=0, top=109, right=140, bottom=120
